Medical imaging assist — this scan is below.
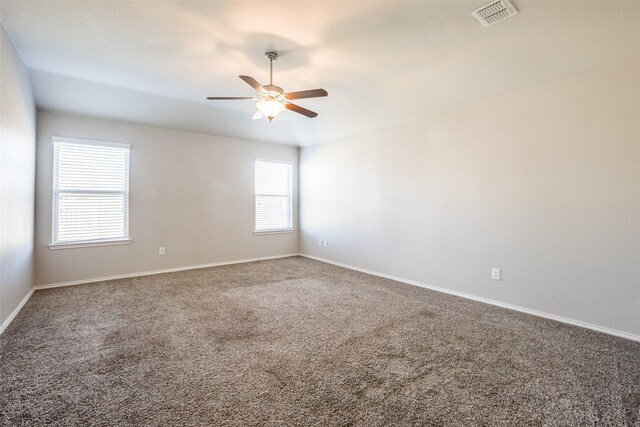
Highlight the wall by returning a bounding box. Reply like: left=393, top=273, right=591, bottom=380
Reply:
left=0, top=25, right=36, bottom=327
left=35, top=111, right=299, bottom=285
left=300, top=61, right=640, bottom=338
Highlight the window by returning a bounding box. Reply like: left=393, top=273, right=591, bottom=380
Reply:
left=52, top=137, right=130, bottom=246
left=255, top=159, right=293, bottom=233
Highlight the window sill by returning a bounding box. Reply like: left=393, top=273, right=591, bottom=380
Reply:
left=48, top=239, right=132, bottom=250
left=253, top=229, right=295, bottom=235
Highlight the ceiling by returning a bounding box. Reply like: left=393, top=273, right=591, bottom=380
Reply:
left=2, top=1, right=640, bottom=146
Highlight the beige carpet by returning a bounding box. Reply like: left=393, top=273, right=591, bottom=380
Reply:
left=1, top=256, right=638, bottom=426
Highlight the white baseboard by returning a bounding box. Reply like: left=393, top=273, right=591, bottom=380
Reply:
left=0, top=288, right=35, bottom=335
left=3, top=254, right=301, bottom=336
left=34, top=253, right=302, bottom=290
left=300, top=254, right=640, bottom=342
left=22, top=252, right=639, bottom=343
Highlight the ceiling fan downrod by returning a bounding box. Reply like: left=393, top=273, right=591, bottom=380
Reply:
left=265, top=51, right=278, bottom=86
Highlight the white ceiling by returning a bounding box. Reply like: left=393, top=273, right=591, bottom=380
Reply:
left=2, top=1, right=640, bottom=146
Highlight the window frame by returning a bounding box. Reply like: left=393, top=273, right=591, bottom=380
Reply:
left=49, top=136, right=131, bottom=249
left=254, top=158, right=294, bottom=235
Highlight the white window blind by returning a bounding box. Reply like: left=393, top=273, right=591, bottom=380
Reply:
left=52, top=137, right=130, bottom=245
left=255, top=159, right=293, bottom=232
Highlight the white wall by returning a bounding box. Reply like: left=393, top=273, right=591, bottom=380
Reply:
left=0, top=25, right=35, bottom=326
left=300, top=61, right=640, bottom=338
left=35, top=111, right=299, bottom=286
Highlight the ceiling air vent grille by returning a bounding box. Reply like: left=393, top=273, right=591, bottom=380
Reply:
left=471, top=0, right=518, bottom=27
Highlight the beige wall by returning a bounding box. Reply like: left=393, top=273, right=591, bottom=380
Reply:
left=35, top=111, right=299, bottom=285
left=300, top=61, right=640, bottom=337
left=0, top=25, right=35, bottom=326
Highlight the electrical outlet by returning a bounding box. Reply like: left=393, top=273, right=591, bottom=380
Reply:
left=318, top=239, right=322, bottom=247
left=491, top=268, right=500, bottom=280
left=323, top=240, right=328, bottom=248
left=159, top=247, right=166, bottom=256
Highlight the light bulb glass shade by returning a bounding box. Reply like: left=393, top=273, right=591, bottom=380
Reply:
left=256, top=100, right=285, bottom=121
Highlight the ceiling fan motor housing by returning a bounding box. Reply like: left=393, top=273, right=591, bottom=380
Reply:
left=262, top=84, right=284, bottom=98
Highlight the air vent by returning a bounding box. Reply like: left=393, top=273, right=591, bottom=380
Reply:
left=471, top=0, right=518, bottom=27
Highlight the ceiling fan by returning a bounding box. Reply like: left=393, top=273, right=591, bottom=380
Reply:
left=206, top=51, right=328, bottom=122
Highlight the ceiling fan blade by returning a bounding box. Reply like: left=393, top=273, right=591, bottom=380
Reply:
left=239, top=75, right=265, bottom=93
left=206, top=97, right=255, bottom=100
left=285, top=89, right=328, bottom=100
left=252, top=110, right=264, bottom=120
left=286, top=103, right=318, bottom=118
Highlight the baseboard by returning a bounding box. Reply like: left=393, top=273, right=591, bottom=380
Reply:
left=34, top=253, right=302, bottom=290
left=300, top=254, right=640, bottom=342
left=0, top=288, right=35, bottom=335
left=27, top=252, right=639, bottom=342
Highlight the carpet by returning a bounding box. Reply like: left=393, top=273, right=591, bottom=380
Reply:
left=1, top=256, right=638, bottom=426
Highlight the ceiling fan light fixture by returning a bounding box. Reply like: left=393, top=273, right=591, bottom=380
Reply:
left=256, top=99, right=285, bottom=122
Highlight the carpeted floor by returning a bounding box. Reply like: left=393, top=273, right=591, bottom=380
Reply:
left=1, top=256, right=638, bottom=426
